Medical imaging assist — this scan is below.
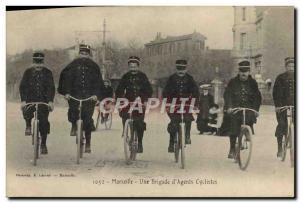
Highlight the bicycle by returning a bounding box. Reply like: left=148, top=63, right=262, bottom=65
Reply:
left=231, top=107, right=259, bottom=171
left=23, top=102, right=51, bottom=166
left=122, top=101, right=146, bottom=164
left=169, top=104, right=198, bottom=169
left=277, top=106, right=294, bottom=167
left=94, top=101, right=113, bottom=130
left=68, top=96, right=95, bottom=164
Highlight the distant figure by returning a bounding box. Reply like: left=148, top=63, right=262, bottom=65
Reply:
left=207, top=104, right=221, bottom=135
left=100, top=79, right=114, bottom=123
left=266, top=78, right=272, bottom=91
left=196, top=84, right=215, bottom=135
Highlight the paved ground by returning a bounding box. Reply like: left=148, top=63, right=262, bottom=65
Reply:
left=6, top=102, right=294, bottom=197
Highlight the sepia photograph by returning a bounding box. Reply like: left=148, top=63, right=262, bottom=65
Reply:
left=6, top=6, right=295, bottom=197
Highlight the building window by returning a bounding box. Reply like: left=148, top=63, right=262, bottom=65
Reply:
left=177, top=42, right=181, bottom=52
left=240, top=33, right=247, bottom=50
left=242, top=7, right=246, bottom=21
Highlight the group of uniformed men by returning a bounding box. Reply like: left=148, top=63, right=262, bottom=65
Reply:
left=19, top=44, right=294, bottom=160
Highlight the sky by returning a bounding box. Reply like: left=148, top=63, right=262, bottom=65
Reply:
left=6, top=6, right=234, bottom=55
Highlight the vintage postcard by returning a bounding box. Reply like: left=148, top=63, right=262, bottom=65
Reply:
left=6, top=6, right=295, bottom=197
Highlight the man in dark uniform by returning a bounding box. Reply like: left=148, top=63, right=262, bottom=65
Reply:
left=196, top=84, right=215, bottom=134
left=100, top=79, right=114, bottom=123
left=224, top=60, right=261, bottom=159
left=115, top=56, right=153, bottom=153
left=273, top=57, right=295, bottom=157
left=19, top=51, right=55, bottom=154
left=59, top=44, right=104, bottom=153
left=163, top=59, right=199, bottom=152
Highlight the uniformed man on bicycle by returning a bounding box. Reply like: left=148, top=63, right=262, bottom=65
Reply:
left=224, top=60, right=261, bottom=159
left=115, top=56, right=153, bottom=153
left=163, top=59, right=199, bottom=153
left=272, top=57, right=295, bottom=158
left=19, top=51, right=55, bottom=154
left=58, top=44, right=104, bottom=153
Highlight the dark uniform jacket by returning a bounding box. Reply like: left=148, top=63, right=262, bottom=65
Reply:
left=163, top=73, right=199, bottom=118
left=19, top=65, right=55, bottom=103
left=115, top=70, right=153, bottom=103
left=59, top=57, right=104, bottom=100
left=224, top=75, right=261, bottom=125
left=273, top=72, right=295, bottom=107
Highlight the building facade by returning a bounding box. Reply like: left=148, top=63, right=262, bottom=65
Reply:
left=232, top=6, right=294, bottom=82
left=232, top=6, right=294, bottom=104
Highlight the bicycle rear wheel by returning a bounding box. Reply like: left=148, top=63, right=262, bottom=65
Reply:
left=281, top=133, right=288, bottom=162
left=236, top=126, right=252, bottom=170
left=76, top=120, right=83, bottom=164
left=123, top=119, right=131, bottom=164
left=33, top=120, right=39, bottom=166
left=290, top=123, right=294, bottom=167
left=105, top=113, right=112, bottom=130
left=179, top=125, right=185, bottom=169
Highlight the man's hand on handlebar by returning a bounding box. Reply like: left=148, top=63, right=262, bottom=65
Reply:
left=48, top=102, right=54, bottom=112
left=64, top=94, right=71, bottom=100
left=91, top=95, right=98, bottom=101
left=20, top=101, right=26, bottom=111
left=227, top=108, right=233, bottom=114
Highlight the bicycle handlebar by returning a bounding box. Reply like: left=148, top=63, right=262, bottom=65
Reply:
left=69, top=96, right=95, bottom=102
left=24, top=102, right=51, bottom=112
left=231, top=107, right=259, bottom=115
left=276, top=106, right=294, bottom=112
left=24, top=102, right=51, bottom=107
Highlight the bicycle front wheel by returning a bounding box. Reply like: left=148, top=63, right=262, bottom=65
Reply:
left=105, top=113, right=112, bottom=130
left=76, top=120, right=83, bottom=164
left=130, top=124, right=138, bottom=161
left=236, top=126, right=252, bottom=170
left=179, top=124, right=185, bottom=169
left=290, top=123, right=294, bottom=167
left=123, top=119, right=131, bottom=164
left=174, top=133, right=179, bottom=163
left=33, top=120, right=39, bottom=166
left=281, top=133, right=288, bottom=162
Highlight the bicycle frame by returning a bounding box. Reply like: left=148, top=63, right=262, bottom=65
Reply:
left=231, top=107, right=258, bottom=170
left=24, top=102, right=51, bottom=166
left=277, top=106, right=294, bottom=167
left=169, top=103, right=198, bottom=169
left=68, top=96, right=95, bottom=164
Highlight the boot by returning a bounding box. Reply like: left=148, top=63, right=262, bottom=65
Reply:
left=168, top=134, right=175, bottom=153
left=41, top=145, right=48, bottom=154
left=85, top=132, right=91, bottom=153
left=70, top=123, right=77, bottom=136
left=228, top=136, right=237, bottom=159
left=185, top=122, right=192, bottom=144
left=25, top=119, right=31, bottom=136
left=40, top=134, right=48, bottom=154
left=227, top=147, right=235, bottom=159
left=25, top=126, right=32, bottom=136
left=137, top=142, right=143, bottom=153
left=277, top=137, right=283, bottom=158
left=137, top=131, right=144, bottom=153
